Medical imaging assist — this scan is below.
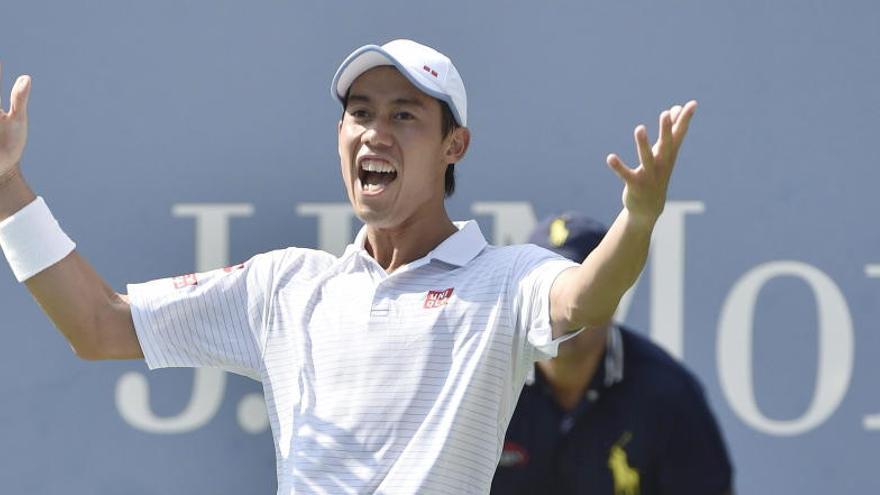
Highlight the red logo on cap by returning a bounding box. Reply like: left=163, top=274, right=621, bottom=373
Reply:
left=172, top=273, right=198, bottom=289
left=422, top=65, right=438, bottom=77
left=424, top=288, right=454, bottom=308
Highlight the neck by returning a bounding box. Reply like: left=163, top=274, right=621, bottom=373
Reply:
left=364, top=208, right=457, bottom=273
left=536, top=326, right=609, bottom=412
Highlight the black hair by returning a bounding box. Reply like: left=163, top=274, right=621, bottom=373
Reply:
left=342, top=92, right=461, bottom=197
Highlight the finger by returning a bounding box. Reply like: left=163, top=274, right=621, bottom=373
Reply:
left=672, top=100, right=698, bottom=145
left=9, top=75, right=31, bottom=119
left=658, top=110, right=673, bottom=151
left=606, top=153, right=635, bottom=182
left=653, top=110, right=673, bottom=161
left=670, top=104, right=682, bottom=123
left=634, top=125, right=654, bottom=169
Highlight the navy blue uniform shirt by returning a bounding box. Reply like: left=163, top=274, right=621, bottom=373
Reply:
left=491, top=326, right=733, bottom=495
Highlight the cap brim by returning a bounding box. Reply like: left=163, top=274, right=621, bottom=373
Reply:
left=331, top=45, right=465, bottom=126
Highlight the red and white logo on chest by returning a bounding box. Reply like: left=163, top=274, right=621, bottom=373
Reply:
left=424, top=288, right=454, bottom=309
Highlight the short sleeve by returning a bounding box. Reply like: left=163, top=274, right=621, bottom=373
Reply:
left=126, top=249, right=288, bottom=380
left=508, top=245, right=579, bottom=361
left=657, top=379, right=734, bottom=494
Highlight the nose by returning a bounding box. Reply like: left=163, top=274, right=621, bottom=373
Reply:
left=361, top=120, right=393, bottom=149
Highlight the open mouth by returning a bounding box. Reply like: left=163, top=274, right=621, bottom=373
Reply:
left=358, top=159, right=398, bottom=193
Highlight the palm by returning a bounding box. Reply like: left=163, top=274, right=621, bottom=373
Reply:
left=0, top=62, right=32, bottom=178
left=607, top=101, right=697, bottom=222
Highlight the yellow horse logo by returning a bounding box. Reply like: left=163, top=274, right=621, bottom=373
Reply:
left=608, top=432, right=640, bottom=495
left=549, top=217, right=570, bottom=247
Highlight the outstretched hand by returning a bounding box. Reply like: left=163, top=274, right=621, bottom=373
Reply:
left=606, top=100, right=697, bottom=223
left=0, top=61, right=32, bottom=185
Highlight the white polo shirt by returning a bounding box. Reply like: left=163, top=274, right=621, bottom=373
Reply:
left=128, top=220, right=577, bottom=494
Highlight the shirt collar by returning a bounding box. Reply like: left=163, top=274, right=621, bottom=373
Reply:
left=429, top=220, right=488, bottom=266
left=345, top=220, right=488, bottom=267
left=603, top=324, right=624, bottom=387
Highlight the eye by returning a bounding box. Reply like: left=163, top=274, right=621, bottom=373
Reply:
left=394, top=111, right=415, bottom=121
left=347, top=108, right=371, bottom=120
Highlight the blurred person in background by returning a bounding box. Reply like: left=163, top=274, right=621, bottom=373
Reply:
left=491, top=212, right=733, bottom=495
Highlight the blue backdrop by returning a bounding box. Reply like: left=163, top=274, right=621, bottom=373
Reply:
left=1, top=1, right=877, bottom=493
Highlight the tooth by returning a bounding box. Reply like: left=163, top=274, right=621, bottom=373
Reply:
left=361, top=160, right=395, bottom=173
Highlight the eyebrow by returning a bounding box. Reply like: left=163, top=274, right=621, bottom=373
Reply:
left=347, top=93, right=427, bottom=108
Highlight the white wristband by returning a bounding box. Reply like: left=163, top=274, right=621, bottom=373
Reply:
left=0, top=196, right=76, bottom=282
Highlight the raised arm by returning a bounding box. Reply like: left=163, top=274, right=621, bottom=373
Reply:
left=0, top=63, right=142, bottom=360
left=550, top=101, right=697, bottom=336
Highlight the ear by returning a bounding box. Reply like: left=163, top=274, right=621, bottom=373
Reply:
left=444, top=127, right=470, bottom=164
left=336, top=120, right=344, bottom=159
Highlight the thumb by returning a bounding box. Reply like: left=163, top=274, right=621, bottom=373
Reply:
left=10, top=75, right=32, bottom=119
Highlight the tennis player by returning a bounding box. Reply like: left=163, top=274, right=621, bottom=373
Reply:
left=0, top=40, right=696, bottom=494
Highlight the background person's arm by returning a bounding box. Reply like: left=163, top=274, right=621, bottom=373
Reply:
left=550, top=101, right=697, bottom=336
left=0, top=65, right=142, bottom=360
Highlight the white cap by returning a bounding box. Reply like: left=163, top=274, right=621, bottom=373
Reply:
left=331, top=39, right=468, bottom=127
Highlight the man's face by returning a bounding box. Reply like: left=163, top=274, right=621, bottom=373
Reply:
left=337, top=66, right=457, bottom=229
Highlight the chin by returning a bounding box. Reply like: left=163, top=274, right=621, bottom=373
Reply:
left=354, top=207, right=396, bottom=229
